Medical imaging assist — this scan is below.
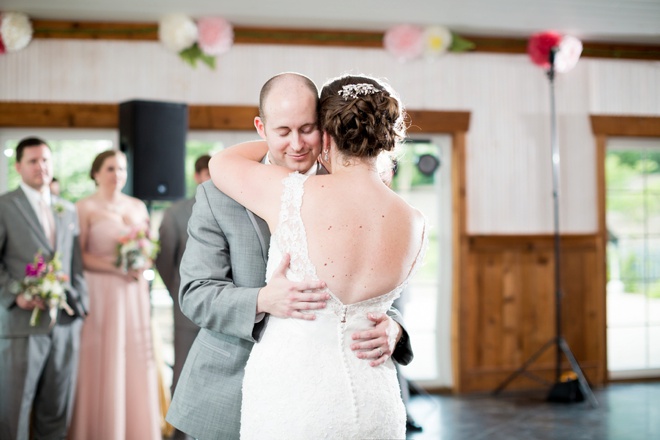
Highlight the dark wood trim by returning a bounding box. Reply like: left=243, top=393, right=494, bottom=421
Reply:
left=30, top=20, right=660, bottom=60
left=0, top=102, right=469, bottom=134
left=0, top=102, right=258, bottom=130
left=590, top=115, right=660, bottom=137
left=452, top=130, right=468, bottom=393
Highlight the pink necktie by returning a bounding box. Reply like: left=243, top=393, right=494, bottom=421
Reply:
left=39, top=198, right=56, bottom=247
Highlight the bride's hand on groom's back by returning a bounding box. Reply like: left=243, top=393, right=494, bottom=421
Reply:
left=257, top=253, right=329, bottom=321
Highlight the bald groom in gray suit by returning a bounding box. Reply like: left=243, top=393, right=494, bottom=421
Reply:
left=0, top=137, right=88, bottom=440
left=167, top=73, right=413, bottom=440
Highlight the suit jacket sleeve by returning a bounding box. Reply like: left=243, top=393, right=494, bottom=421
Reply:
left=155, top=205, right=179, bottom=295
left=0, top=202, right=15, bottom=309
left=179, top=183, right=265, bottom=342
left=387, top=307, right=413, bottom=365
left=68, top=209, right=88, bottom=316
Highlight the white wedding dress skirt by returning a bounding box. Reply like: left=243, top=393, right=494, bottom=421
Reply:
left=240, top=173, right=421, bottom=440
left=240, top=300, right=406, bottom=439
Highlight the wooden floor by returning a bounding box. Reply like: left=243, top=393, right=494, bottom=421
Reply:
left=406, top=382, right=660, bottom=440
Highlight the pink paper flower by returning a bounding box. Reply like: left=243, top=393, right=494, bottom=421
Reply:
left=0, top=33, right=5, bottom=55
left=197, top=17, right=234, bottom=56
left=384, top=24, right=425, bottom=62
left=527, top=31, right=562, bottom=69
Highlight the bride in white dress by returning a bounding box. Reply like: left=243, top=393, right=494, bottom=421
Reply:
left=210, top=74, right=427, bottom=439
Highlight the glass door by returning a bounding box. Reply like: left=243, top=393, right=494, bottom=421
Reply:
left=606, top=137, right=660, bottom=379
left=393, top=136, right=453, bottom=388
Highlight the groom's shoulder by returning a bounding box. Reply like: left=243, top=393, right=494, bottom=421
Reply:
left=197, top=180, right=243, bottom=208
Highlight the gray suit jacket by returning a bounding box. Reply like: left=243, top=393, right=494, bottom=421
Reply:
left=0, top=187, right=87, bottom=336
left=155, top=197, right=197, bottom=332
left=167, top=177, right=413, bottom=440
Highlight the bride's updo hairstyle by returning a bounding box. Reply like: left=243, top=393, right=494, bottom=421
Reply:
left=319, top=75, right=406, bottom=159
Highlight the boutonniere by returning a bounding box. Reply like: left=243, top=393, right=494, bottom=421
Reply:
left=53, top=202, right=65, bottom=216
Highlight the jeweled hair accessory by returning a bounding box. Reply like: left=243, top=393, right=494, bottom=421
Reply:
left=338, top=83, right=380, bottom=100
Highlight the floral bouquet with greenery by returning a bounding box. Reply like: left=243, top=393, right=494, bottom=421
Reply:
left=12, top=251, right=73, bottom=327
left=115, top=227, right=159, bottom=275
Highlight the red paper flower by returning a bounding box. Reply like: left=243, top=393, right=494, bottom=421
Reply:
left=383, top=24, right=425, bottom=62
left=527, top=31, right=562, bottom=69
left=0, top=33, right=5, bottom=55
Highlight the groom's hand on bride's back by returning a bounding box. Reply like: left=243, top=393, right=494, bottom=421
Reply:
left=350, top=313, right=402, bottom=367
left=257, top=253, right=329, bottom=321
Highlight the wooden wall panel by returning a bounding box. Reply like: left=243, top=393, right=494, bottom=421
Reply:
left=456, top=234, right=606, bottom=393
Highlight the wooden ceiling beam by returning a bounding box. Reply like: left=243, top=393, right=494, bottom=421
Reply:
left=0, top=102, right=469, bottom=134
left=30, top=20, right=660, bottom=60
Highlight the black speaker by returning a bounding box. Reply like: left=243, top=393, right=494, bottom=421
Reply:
left=119, top=100, right=188, bottom=201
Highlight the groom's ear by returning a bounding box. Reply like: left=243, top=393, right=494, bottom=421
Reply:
left=254, top=117, right=267, bottom=139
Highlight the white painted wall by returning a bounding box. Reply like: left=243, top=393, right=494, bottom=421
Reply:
left=2, top=39, right=659, bottom=233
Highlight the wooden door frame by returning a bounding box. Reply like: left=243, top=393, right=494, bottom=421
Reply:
left=590, top=114, right=660, bottom=379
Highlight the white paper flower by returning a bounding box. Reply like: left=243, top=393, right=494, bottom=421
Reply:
left=424, top=25, right=452, bottom=58
left=0, top=12, right=33, bottom=52
left=554, top=35, right=583, bottom=73
left=158, top=13, right=198, bottom=53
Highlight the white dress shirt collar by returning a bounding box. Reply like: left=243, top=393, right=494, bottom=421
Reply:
left=263, top=154, right=319, bottom=176
left=20, top=181, right=52, bottom=212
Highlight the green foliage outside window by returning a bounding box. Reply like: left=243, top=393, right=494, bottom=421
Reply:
left=606, top=149, right=660, bottom=298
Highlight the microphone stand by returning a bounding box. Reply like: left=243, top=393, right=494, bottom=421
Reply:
left=492, top=47, right=598, bottom=408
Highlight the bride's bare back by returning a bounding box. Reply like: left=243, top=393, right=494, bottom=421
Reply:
left=300, top=173, right=425, bottom=305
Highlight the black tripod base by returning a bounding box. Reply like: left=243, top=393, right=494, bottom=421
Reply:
left=547, top=378, right=584, bottom=403
left=493, top=336, right=598, bottom=408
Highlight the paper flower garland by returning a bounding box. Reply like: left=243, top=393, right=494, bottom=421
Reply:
left=384, top=24, right=473, bottom=62
left=527, top=31, right=583, bottom=73
left=158, top=14, right=234, bottom=69
left=0, top=12, right=33, bottom=55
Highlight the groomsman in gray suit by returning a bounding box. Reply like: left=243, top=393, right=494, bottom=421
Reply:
left=167, top=73, right=414, bottom=440
left=156, top=154, right=211, bottom=440
left=0, top=137, right=88, bottom=440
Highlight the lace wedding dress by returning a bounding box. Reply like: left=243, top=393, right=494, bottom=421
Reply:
left=240, top=173, right=425, bottom=440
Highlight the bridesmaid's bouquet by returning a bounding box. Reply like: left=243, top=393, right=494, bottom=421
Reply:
left=12, top=251, right=74, bottom=327
left=115, top=227, right=159, bottom=274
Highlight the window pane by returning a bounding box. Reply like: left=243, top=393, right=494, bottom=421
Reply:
left=608, top=327, right=647, bottom=370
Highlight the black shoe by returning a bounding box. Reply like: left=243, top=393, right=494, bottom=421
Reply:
left=406, top=418, right=423, bottom=433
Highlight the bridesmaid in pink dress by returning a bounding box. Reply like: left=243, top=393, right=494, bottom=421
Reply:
left=70, top=150, right=160, bottom=440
